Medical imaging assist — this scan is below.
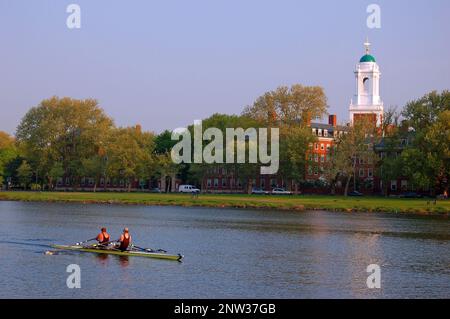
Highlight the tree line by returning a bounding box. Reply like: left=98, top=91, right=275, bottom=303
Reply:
left=0, top=88, right=448, bottom=196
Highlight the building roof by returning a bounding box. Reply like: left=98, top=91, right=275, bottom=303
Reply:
left=360, top=54, right=376, bottom=63
left=310, top=122, right=348, bottom=132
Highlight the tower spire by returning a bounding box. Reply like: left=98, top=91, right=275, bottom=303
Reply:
left=364, top=37, right=371, bottom=55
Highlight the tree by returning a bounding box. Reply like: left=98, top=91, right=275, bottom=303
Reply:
left=16, top=96, right=114, bottom=189
left=106, top=125, right=155, bottom=192
left=326, top=118, right=378, bottom=196
left=376, top=108, right=404, bottom=196
left=400, top=90, right=450, bottom=195
left=0, top=131, right=18, bottom=188
left=47, top=162, right=65, bottom=190
left=242, top=84, right=328, bottom=126
left=279, top=126, right=317, bottom=192
left=17, top=160, right=32, bottom=190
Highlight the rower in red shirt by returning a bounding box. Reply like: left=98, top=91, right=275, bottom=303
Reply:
left=117, top=228, right=132, bottom=251
left=96, top=227, right=111, bottom=246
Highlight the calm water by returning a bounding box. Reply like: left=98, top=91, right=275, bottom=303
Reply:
left=0, top=201, right=449, bottom=299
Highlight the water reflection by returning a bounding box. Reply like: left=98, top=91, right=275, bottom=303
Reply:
left=0, top=201, right=449, bottom=298
left=93, top=254, right=130, bottom=268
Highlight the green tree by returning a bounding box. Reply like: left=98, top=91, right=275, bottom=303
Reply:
left=47, top=162, right=65, bottom=190
left=279, top=125, right=317, bottom=192
left=16, top=97, right=114, bottom=189
left=326, top=118, right=378, bottom=196
left=107, top=126, right=155, bottom=192
left=17, top=160, right=32, bottom=190
left=401, top=90, right=450, bottom=195
left=242, top=84, right=328, bottom=126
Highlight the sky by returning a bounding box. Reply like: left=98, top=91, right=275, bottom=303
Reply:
left=0, top=0, right=449, bottom=134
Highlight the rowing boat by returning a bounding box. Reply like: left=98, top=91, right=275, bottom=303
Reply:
left=52, top=244, right=183, bottom=261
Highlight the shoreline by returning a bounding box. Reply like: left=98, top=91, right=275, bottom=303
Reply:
left=0, top=191, right=449, bottom=216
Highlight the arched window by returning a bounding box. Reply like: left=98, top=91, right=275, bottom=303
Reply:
left=363, top=77, right=369, bottom=94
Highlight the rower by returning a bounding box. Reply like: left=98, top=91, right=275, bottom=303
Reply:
left=96, top=227, right=111, bottom=246
left=117, top=228, right=132, bottom=251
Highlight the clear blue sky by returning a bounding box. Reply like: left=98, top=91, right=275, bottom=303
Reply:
left=1, top=0, right=449, bottom=134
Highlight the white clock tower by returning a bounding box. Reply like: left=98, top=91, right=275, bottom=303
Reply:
left=349, top=39, right=384, bottom=126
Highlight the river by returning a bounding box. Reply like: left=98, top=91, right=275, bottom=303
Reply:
left=0, top=201, right=449, bottom=298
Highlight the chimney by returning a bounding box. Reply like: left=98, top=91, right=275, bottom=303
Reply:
left=328, top=115, right=337, bottom=127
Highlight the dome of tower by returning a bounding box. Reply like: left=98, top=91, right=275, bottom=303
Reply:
left=360, top=54, right=376, bottom=63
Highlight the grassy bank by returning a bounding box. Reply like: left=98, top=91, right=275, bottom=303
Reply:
left=0, top=191, right=449, bottom=214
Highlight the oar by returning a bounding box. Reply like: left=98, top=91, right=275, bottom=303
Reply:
left=132, top=244, right=167, bottom=253
left=75, top=238, right=97, bottom=246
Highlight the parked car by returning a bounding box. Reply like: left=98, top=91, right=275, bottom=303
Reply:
left=178, top=185, right=201, bottom=194
left=271, top=188, right=293, bottom=195
left=400, top=192, right=423, bottom=199
left=348, top=191, right=363, bottom=197
left=251, top=187, right=269, bottom=195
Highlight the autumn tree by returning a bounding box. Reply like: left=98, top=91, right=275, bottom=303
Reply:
left=0, top=131, right=18, bottom=187
left=15, top=97, right=114, bottom=188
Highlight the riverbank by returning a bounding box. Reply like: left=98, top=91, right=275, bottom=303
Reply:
left=0, top=191, right=449, bottom=214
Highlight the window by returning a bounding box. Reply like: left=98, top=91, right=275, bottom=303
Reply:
left=318, top=129, right=322, bottom=137
left=314, top=154, right=319, bottom=162
left=391, top=180, right=397, bottom=191
left=320, top=143, right=324, bottom=151
left=222, top=178, right=227, bottom=187
left=207, top=179, right=212, bottom=187
left=100, top=178, right=105, bottom=186
left=368, top=168, right=373, bottom=178
left=230, top=178, right=235, bottom=188
left=214, top=178, right=219, bottom=188
left=401, top=180, right=408, bottom=191
left=57, top=178, right=63, bottom=186
left=314, top=167, right=318, bottom=176
left=324, top=130, right=328, bottom=137
left=359, top=157, right=364, bottom=165
left=312, top=129, right=316, bottom=135
left=320, top=155, right=325, bottom=163
left=359, top=169, right=365, bottom=177
left=315, top=143, right=318, bottom=150
left=260, top=179, right=265, bottom=188
left=326, top=145, right=331, bottom=152
left=363, top=77, right=369, bottom=94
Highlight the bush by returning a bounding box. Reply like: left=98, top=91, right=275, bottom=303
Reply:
left=30, top=183, right=42, bottom=191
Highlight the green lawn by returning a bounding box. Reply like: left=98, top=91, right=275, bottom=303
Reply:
left=0, top=191, right=448, bottom=214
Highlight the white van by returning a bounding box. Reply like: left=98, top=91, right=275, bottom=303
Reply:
left=178, top=185, right=201, bottom=194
